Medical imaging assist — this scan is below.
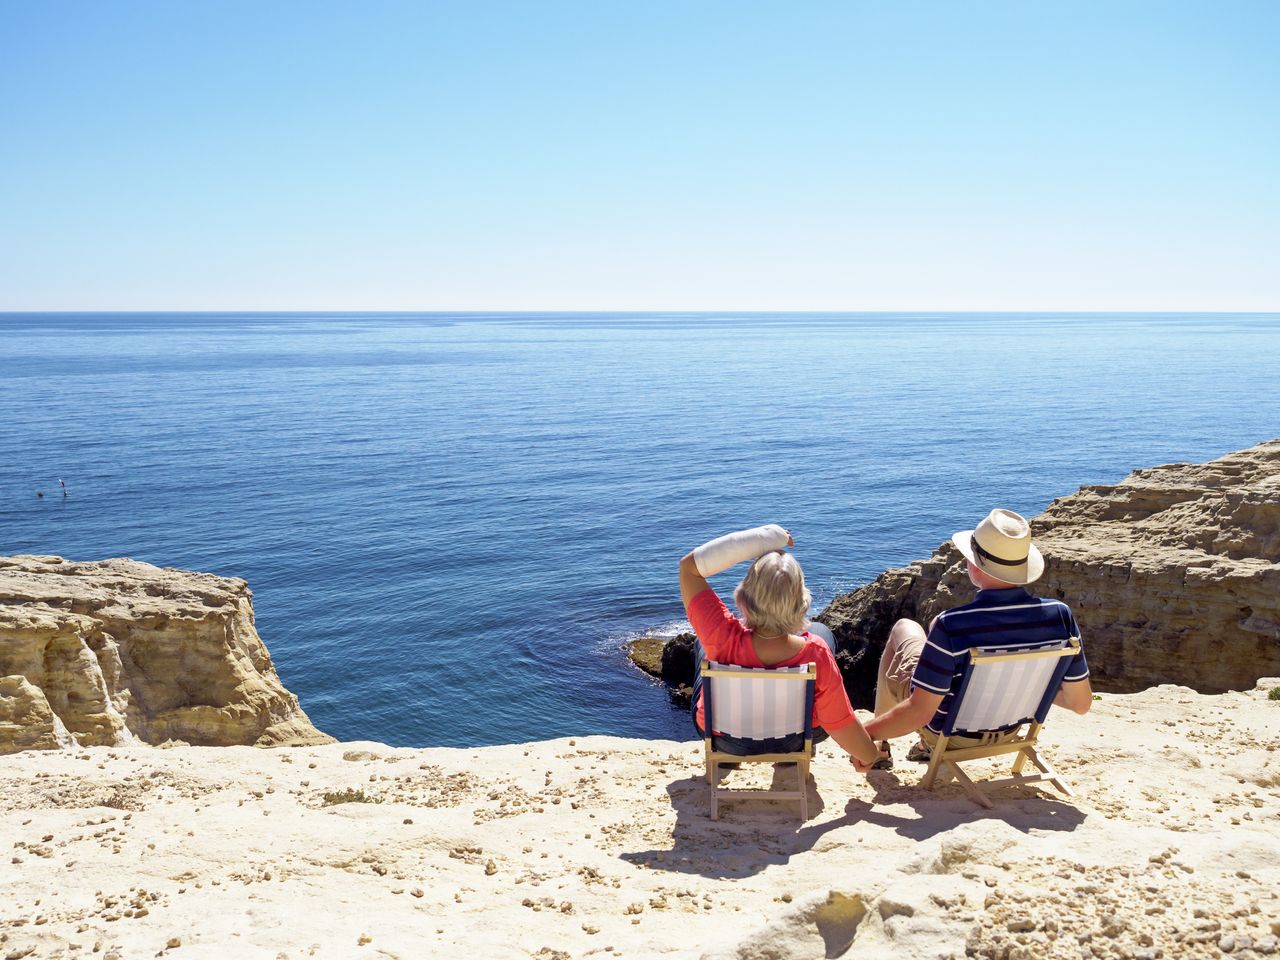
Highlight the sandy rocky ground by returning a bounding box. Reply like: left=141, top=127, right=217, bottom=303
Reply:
left=2, top=681, right=1278, bottom=960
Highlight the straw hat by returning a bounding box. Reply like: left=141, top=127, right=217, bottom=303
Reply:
left=952, top=509, right=1044, bottom=585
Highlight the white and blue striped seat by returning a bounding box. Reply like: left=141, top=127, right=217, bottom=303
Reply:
left=922, top=639, right=1081, bottom=808
left=947, top=641, right=1071, bottom=736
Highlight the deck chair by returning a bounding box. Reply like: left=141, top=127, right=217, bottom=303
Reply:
left=701, top=659, right=816, bottom=821
left=920, top=639, right=1081, bottom=809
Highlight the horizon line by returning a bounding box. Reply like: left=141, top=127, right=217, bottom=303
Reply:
left=2, top=308, right=1278, bottom=316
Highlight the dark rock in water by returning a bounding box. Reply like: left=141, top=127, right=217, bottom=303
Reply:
left=833, top=643, right=877, bottom=712
left=660, top=632, right=697, bottom=689
left=627, top=637, right=665, bottom=677
left=626, top=632, right=697, bottom=706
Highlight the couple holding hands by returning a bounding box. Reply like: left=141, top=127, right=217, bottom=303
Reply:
left=678, top=511, right=1093, bottom=774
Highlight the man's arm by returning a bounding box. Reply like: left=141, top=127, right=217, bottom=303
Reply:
left=1054, top=677, right=1093, bottom=715
left=826, top=718, right=882, bottom=767
left=864, top=687, right=944, bottom=743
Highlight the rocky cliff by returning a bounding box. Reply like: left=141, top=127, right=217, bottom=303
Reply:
left=632, top=440, right=1280, bottom=708
left=0, top=556, right=332, bottom=754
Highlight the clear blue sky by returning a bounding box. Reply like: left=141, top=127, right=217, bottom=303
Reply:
left=2, top=1, right=1276, bottom=310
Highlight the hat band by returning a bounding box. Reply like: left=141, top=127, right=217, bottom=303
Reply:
left=972, top=538, right=1028, bottom=568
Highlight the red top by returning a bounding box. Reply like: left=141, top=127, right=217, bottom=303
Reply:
left=688, top=587, right=856, bottom=733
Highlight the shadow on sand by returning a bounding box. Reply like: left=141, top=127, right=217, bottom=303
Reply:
left=619, top=763, right=1086, bottom=881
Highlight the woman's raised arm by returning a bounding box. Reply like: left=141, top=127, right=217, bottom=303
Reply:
left=679, top=552, right=711, bottom=611
left=679, top=524, right=793, bottom=611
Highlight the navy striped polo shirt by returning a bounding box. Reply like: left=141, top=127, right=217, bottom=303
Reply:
left=913, top=587, right=1090, bottom=734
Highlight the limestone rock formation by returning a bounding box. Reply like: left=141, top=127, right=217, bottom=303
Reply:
left=631, top=440, right=1280, bottom=709
left=0, top=676, right=74, bottom=752
left=0, top=555, right=332, bottom=754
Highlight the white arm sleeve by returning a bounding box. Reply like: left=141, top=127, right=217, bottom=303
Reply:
left=693, top=524, right=790, bottom=578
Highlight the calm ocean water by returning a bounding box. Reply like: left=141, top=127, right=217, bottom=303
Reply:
left=2, top=313, right=1278, bottom=747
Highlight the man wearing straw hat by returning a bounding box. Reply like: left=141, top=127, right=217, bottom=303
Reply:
left=861, top=509, right=1094, bottom=771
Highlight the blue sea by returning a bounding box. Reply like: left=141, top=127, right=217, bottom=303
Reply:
left=2, top=313, right=1278, bottom=747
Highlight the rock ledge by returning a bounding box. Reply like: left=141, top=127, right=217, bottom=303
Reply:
left=0, top=555, right=332, bottom=754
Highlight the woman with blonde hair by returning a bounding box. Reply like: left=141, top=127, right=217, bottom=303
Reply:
left=679, top=524, right=884, bottom=772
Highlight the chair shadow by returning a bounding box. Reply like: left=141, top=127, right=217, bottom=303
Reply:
left=845, top=767, right=1088, bottom=841
left=618, top=763, right=1086, bottom=881
left=618, top=764, right=831, bottom=880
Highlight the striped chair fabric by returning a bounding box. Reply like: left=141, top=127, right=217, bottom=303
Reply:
left=705, top=661, right=811, bottom=741
left=701, top=660, right=816, bottom=820
left=922, top=638, right=1082, bottom=809
left=949, top=642, right=1070, bottom=736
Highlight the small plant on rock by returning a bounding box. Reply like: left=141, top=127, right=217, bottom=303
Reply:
left=1268, top=686, right=1280, bottom=702
left=322, top=788, right=380, bottom=806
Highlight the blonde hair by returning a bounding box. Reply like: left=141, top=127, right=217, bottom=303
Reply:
left=733, top=551, right=811, bottom=637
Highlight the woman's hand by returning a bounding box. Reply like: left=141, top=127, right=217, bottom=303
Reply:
left=850, top=745, right=889, bottom=775
left=828, top=717, right=883, bottom=770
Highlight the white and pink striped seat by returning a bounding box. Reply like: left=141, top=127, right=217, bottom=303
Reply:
left=704, top=660, right=813, bottom=740
left=701, top=659, right=816, bottom=820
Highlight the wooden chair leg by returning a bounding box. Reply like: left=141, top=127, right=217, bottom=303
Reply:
left=1013, top=723, right=1040, bottom=775
left=1024, top=747, right=1074, bottom=797
left=1011, top=748, right=1030, bottom=776
left=1024, top=747, right=1051, bottom=777
left=797, top=760, right=809, bottom=821
left=950, top=763, right=994, bottom=810
left=1012, top=724, right=1043, bottom=775
left=921, top=736, right=949, bottom=790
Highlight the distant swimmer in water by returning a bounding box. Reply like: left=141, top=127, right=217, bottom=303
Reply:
left=60, top=478, right=68, bottom=497
left=36, top=491, right=44, bottom=498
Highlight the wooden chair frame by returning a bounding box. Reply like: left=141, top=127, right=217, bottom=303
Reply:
left=701, top=660, right=816, bottom=821
left=920, top=641, right=1081, bottom=809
